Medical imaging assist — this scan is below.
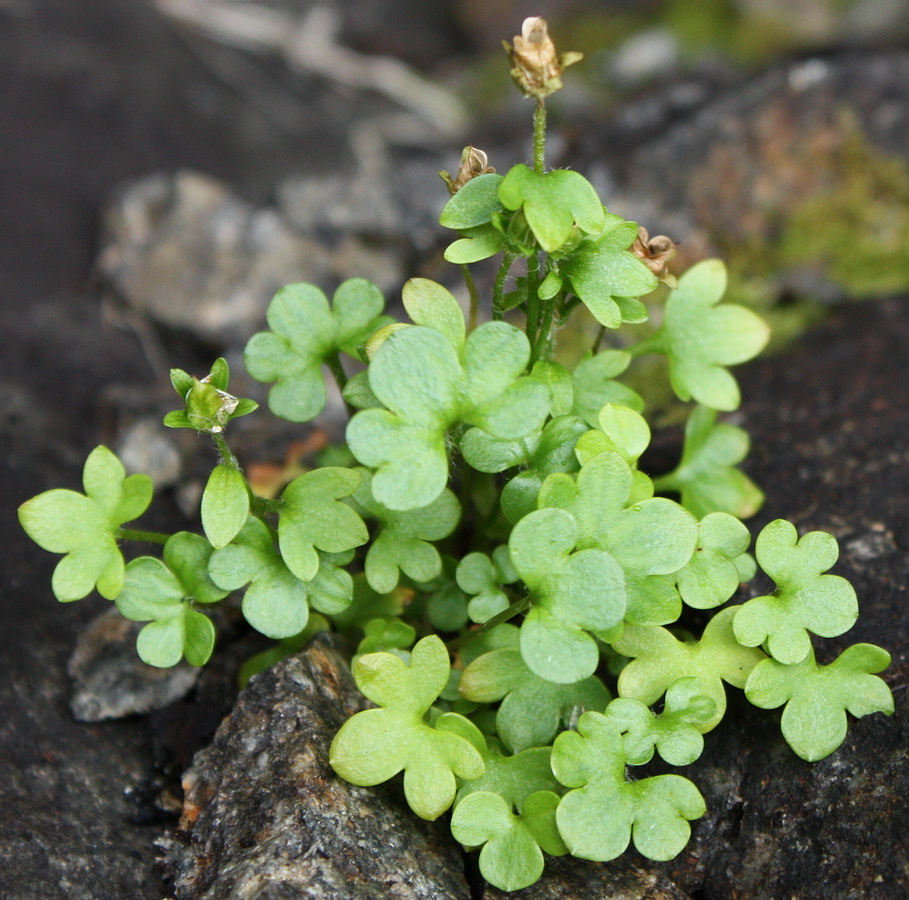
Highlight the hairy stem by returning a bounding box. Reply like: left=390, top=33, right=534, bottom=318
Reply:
left=533, top=98, right=546, bottom=175
left=526, top=252, right=540, bottom=351
left=212, top=432, right=240, bottom=469
left=326, top=351, right=358, bottom=419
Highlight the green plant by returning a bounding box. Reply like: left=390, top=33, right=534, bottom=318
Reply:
left=19, top=18, right=893, bottom=893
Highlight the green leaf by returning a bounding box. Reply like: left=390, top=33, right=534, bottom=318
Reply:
left=18, top=446, right=153, bottom=601
left=244, top=280, right=386, bottom=422
left=538, top=451, right=698, bottom=625
left=676, top=512, right=753, bottom=610
left=651, top=260, right=770, bottom=411
left=459, top=625, right=611, bottom=752
left=745, top=644, right=894, bottom=761
left=200, top=465, right=250, bottom=549
left=613, top=607, right=767, bottom=731
left=348, top=321, right=549, bottom=511
left=573, top=403, right=651, bottom=468
left=208, top=517, right=313, bottom=638
left=354, top=469, right=460, bottom=594
left=571, top=351, right=643, bottom=426
left=498, top=416, right=589, bottom=524
left=456, top=547, right=518, bottom=624
left=115, top=532, right=227, bottom=667
left=401, top=278, right=466, bottom=350
left=329, top=635, right=485, bottom=820
left=498, top=165, right=606, bottom=253
left=552, top=711, right=705, bottom=861
left=444, top=225, right=506, bottom=264
left=560, top=222, right=658, bottom=327
left=439, top=173, right=505, bottom=229
left=602, top=677, right=716, bottom=765
left=654, top=406, right=764, bottom=518
left=733, top=519, right=858, bottom=665
left=509, top=508, right=626, bottom=683
left=277, top=468, right=368, bottom=582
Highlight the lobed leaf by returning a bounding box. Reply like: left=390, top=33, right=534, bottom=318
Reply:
left=18, top=446, right=153, bottom=602
left=329, top=635, right=485, bottom=820
left=551, top=711, right=705, bottom=862
left=459, top=626, right=611, bottom=752
left=733, top=519, right=858, bottom=665
left=651, top=260, right=769, bottom=411
left=277, top=467, right=368, bottom=582
left=498, top=165, right=606, bottom=253
left=244, top=280, right=386, bottom=422
left=509, top=508, right=627, bottom=683
left=559, top=221, right=658, bottom=327
left=745, top=644, right=893, bottom=761
left=613, top=607, right=767, bottom=731
left=654, top=405, right=764, bottom=519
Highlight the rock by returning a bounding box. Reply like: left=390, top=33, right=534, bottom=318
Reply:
left=96, top=171, right=406, bottom=347
left=585, top=53, right=909, bottom=317
left=116, top=416, right=183, bottom=490
left=165, top=636, right=473, bottom=899
left=68, top=609, right=201, bottom=722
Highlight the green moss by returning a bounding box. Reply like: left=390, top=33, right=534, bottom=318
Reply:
left=779, top=129, right=909, bottom=298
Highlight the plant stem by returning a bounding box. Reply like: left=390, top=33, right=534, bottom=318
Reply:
left=492, top=251, right=517, bottom=321
left=446, top=596, right=531, bottom=652
left=212, top=432, right=239, bottom=469
left=117, top=528, right=170, bottom=545
left=626, top=334, right=663, bottom=358
left=461, top=264, right=479, bottom=332
left=533, top=98, right=546, bottom=175
left=326, top=351, right=358, bottom=419
left=526, top=253, right=540, bottom=351
left=591, top=324, right=607, bottom=354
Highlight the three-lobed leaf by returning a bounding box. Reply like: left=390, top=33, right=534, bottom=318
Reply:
left=498, top=165, right=606, bottom=253
left=650, top=260, right=769, bottom=411
left=745, top=644, right=894, bottom=761
left=329, top=635, right=485, bottom=820
left=551, top=711, right=706, bottom=862
left=733, top=519, right=858, bottom=664
left=245, top=279, right=386, bottom=422
left=18, top=446, right=153, bottom=602
left=115, top=532, right=227, bottom=667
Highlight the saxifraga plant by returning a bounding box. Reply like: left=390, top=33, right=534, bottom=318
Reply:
left=19, top=19, right=894, bottom=892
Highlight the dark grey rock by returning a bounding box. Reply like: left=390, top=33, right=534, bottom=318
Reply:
left=166, top=636, right=473, bottom=900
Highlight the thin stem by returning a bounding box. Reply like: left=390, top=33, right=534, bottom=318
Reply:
left=533, top=98, right=546, bottom=174
left=326, top=351, right=357, bottom=419
left=117, top=528, right=170, bottom=545
left=461, top=264, right=479, bottom=332
left=446, top=596, right=531, bottom=652
left=525, top=252, right=540, bottom=351
left=211, top=432, right=239, bottom=469
left=591, top=324, right=607, bottom=355
left=492, top=251, right=517, bottom=321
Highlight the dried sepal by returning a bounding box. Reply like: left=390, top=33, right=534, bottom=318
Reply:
left=631, top=226, right=678, bottom=287
left=441, top=146, right=496, bottom=195
left=504, top=17, right=582, bottom=99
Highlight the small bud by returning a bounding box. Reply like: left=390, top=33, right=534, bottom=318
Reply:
left=440, top=146, right=496, bottom=195
left=632, top=226, right=678, bottom=287
left=186, top=377, right=240, bottom=434
left=503, top=17, right=582, bottom=99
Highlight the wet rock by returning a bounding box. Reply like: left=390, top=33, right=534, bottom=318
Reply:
left=165, top=636, right=473, bottom=900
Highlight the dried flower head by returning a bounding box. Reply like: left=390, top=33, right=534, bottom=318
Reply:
left=440, top=146, right=496, bottom=195
left=632, top=226, right=678, bottom=286
left=504, top=16, right=582, bottom=99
